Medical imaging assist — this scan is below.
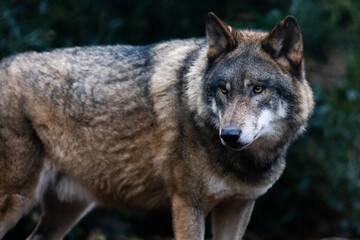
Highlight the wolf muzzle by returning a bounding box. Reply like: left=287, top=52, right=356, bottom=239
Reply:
left=220, top=126, right=247, bottom=150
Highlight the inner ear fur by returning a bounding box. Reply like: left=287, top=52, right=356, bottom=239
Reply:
left=262, top=16, right=303, bottom=66
left=206, top=12, right=237, bottom=61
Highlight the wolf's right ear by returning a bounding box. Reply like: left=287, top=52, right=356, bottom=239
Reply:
left=206, top=12, right=237, bottom=61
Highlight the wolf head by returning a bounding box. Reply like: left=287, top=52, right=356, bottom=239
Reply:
left=204, top=13, right=313, bottom=151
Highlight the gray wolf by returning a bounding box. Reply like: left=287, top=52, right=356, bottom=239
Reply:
left=0, top=12, right=314, bottom=239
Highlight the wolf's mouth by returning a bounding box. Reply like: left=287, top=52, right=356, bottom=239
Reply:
left=220, top=138, right=249, bottom=151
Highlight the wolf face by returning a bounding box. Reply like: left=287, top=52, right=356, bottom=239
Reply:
left=204, top=13, right=306, bottom=151
left=207, top=57, right=291, bottom=150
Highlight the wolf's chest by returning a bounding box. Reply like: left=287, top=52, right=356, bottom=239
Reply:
left=204, top=173, right=274, bottom=202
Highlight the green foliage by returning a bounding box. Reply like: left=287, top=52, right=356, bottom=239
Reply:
left=290, top=0, right=360, bottom=59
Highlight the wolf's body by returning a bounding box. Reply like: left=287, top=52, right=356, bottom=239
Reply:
left=0, top=13, right=313, bottom=239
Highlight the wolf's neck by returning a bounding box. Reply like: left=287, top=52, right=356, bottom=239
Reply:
left=196, top=125, right=287, bottom=185
left=183, top=46, right=211, bottom=126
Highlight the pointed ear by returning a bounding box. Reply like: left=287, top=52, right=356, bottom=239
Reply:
left=206, top=12, right=237, bottom=60
left=262, top=16, right=303, bottom=67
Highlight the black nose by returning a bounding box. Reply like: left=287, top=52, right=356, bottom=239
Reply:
left=220, top=127, right=241, bottom=145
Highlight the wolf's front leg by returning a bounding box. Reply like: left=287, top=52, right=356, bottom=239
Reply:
left=171, top=193, right=205, bottom=240
left=212, top=199, right=255, bottom=240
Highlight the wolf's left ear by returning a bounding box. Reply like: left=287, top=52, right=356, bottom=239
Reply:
left=206, top=12, right=237, bottom=61
left=262, top=16, right=303, bottom=72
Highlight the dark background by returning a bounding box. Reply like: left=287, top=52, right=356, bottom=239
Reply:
left=1, top=0, right=360, bottom=239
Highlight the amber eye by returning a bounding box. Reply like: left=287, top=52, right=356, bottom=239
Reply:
left=220, top=87, right=228, bottom=94
left=253, top=86, right=263, bottom=94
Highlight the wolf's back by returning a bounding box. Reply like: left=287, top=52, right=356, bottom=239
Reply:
left=0, top=39, right=206, bottom=120
left=0, top=45, right=151, bottom=117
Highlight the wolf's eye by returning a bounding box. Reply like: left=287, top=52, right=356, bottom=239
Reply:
left=220, top=87, right=228, bottom=94
left=253, top=86, right=263, bottom=94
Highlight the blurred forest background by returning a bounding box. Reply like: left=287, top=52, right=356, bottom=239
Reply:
left=1, top=0, right=360, bottom=239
